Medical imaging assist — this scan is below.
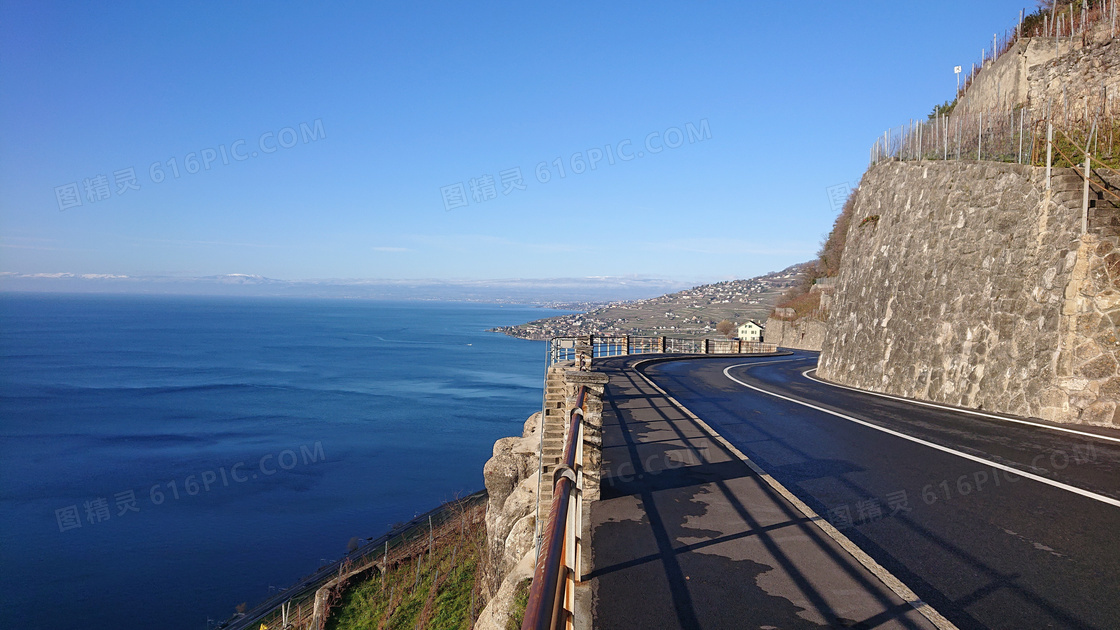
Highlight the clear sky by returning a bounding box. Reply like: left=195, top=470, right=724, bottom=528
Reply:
left=1, top=1, right=1034, bottom=286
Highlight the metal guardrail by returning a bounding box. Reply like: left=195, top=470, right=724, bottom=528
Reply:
left=522, top=386, right=586, bottom=630
left=526, top=336, right=780, bottom=628
left=549, top=335, right=777, bottom=365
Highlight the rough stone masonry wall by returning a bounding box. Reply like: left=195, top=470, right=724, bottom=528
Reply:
left=950, top=24, right=1116, bottom=120
left=764, top=282, right=833, bottom=351
left=953, top=37, right=1059, bottom=115
left=818, top=160, right=1120, bottom=426
left=1026, top=23, right=1120, bottom=121
left=762, top=316, right=827, bottom=352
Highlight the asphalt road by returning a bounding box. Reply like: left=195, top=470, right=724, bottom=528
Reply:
left=641, top=351, right=1120, bottom=630
left=589, top=354, right=940, bottom=629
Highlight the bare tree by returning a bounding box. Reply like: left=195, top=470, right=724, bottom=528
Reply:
left=716, top=320, right=735, bottom=339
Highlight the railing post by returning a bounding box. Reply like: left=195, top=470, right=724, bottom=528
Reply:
left=658, top=336, right=666, bottom=353
left=561, top=413, right=583, bottom=622
left=621, top=335, right=629, bottom=356
left=702, top=339, right=709, bottom=354
left=575, top=336, right=592, bottom=371
left=573, top=416, right=584, bottom=580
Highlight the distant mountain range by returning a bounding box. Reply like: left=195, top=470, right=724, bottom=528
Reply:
left=491, top=262, right=808, bottom=340
left=0, top=272, right=698, bottom=304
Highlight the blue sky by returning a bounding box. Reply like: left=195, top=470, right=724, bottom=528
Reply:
left=1, top=1, right=1033, bottom=286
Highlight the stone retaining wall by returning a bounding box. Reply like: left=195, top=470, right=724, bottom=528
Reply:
left=818, top=160, right=1119, bottom=426
left=951, top=24, right=1117, bottom=121
left=1026, top=24, right=1119, bottom=121
left=763, top=317, right=827, bottom=352
left=953, top=37, right=1059, bottom=115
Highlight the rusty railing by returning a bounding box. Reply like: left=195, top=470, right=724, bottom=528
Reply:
left=522, top=386, right=586, bottom=630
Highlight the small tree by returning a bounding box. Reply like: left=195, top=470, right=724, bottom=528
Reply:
left=927, top=100, right=955, bottom=121
left=716, top=320, right=735, bottom=338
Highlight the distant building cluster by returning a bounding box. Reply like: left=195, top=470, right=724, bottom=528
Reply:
left=492, top=265, right=805, bottom=340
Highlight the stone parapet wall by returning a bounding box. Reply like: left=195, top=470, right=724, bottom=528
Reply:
left=818, top=160, right=1119, bottom=426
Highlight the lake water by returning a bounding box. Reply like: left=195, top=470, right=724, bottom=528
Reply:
left=0, top=294, right=557, bottom=629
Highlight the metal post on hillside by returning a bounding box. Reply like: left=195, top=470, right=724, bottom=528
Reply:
left=978, top=112, right=983, bottom=159
left=1018, top=109, right=1025, bottom=164
left=1083, top=152, right=1091, bottom=235
left=1082, top=120, right=1096, bottom=235
left=944, top=114, right=949, bottom=160
left=1046, top=122, right=1054, bottom=189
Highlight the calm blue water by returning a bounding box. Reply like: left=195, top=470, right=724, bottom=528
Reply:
left=0, top=294, right=556, bottom=630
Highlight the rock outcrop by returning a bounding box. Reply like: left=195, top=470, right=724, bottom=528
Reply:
left=476, top=412, right=542, bottom=629
left=475, top=358, right=609, bottom=628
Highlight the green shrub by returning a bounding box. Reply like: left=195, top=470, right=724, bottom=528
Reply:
left=505, top=579, right=533, bottom=630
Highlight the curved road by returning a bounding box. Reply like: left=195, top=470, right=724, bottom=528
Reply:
left=639, top=351, right=1120, bottom=630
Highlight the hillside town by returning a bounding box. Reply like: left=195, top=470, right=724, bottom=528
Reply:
left=492, top=263, right=805, bottom=340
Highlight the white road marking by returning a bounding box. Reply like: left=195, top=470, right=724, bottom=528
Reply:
left=721, top=363, right=1120, bottom=509
left=799, top=367, right=1120, bottom=445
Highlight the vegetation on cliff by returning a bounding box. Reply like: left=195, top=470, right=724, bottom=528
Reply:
left=776, top=0, right=1118, bottom=322
left=505, top=579, right=532, bottom=630
left=771, top=191, right=856, bottom=319
left=325, top=501, right=488, bottom=630
left=240, top=496, right=491, bottom=630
